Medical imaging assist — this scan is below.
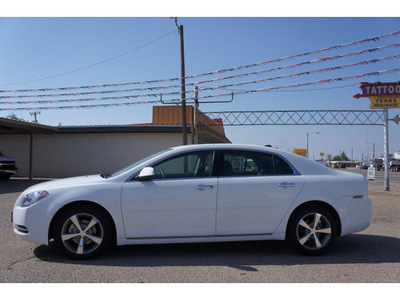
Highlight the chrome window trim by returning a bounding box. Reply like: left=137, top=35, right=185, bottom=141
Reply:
left=126, top=147, right=301, bottom=182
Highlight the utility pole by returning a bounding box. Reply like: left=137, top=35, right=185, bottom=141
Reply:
left=306, top=131, right=319, bottom=159
left=193, top=86, right=199, bottom=144
left=373, top=143, right=375, bottom=161
left=174, top=18, right=187, bottom=145
left=351, top=147, right=354, bottom=168
left=29, top=111, right=41, bottom=123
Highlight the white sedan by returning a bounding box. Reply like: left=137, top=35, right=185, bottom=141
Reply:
left=12, top=144, right=371, bottom=259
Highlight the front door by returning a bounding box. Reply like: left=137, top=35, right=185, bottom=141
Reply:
left=121, top=150, right=217, bottom=238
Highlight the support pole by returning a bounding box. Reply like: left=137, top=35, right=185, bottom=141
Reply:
left=351, top=147, right=354, bottom=168
left=178, top=24, right=187, bottom=145
left=193, top=86, right=199, bottom=144
left=383, top=108, right=390, bottom=191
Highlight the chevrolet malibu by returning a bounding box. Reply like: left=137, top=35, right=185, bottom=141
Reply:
left=12, top=144, right=371, bottom=259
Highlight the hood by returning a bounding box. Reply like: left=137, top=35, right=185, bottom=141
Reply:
left=0, top=155, right=15, bottom=162
left=25, top=175, right=104, bottom=192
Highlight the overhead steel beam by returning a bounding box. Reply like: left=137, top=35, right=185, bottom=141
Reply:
left=203, top=110, right=385, bottom=126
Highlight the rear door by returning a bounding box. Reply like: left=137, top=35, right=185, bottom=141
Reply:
left=216, top=150, right=304, bottom=235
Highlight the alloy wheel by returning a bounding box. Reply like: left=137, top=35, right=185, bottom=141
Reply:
left=296, top=212, right=332, bottom=251
left=60, top=213, right=104, bottom=255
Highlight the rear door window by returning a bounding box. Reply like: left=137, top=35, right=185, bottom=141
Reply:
left=220, top=150, right=294, bottom=176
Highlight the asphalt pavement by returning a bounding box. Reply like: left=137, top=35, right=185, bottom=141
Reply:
left=1, top=169, right=400, bottom=283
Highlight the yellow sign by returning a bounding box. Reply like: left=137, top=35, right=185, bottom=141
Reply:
left=294, top=148, right=307, bottom=155
left=369, top=96, right=400, bottom=109
left=320, top=152, right=325, bottom=157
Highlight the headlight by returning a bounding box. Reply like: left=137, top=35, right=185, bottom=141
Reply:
left=22, top=190, right=49, bottom=207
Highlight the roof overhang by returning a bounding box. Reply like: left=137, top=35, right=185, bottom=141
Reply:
left=0, top=117, right=56, bottom=134
left=56, top=125, right=192, bottom=134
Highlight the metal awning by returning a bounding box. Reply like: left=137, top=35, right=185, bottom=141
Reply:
left=0, top=117, right=55, bottom=134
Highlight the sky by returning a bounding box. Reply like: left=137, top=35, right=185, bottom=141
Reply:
left=1, top=5, right=400, bottom=162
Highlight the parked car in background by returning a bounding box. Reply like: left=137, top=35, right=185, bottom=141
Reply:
left=374, top=158, right=383, bottom=171
left=0, top=151, right=18, bottom=180
left=389, top=160, right=400, bottom=172
left=12, top=144, right=371, bottom=259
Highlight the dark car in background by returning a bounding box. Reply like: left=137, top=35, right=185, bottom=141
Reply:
left=0, top=151, right=18, bottom=180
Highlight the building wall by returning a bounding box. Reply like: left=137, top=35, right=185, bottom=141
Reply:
left=153, top=106, right=194, bottom=125
left=0, top=132, right=188, bottom=178
left=153, top=106, right=230, bottom=143
left=0, top=134, right=31, bottom=177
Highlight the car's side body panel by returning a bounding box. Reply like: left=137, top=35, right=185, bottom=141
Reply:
left=12, top=144, right=372, bottom=255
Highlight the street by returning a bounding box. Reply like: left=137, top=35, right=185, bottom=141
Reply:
left=1, top=169, right=400, bottom=283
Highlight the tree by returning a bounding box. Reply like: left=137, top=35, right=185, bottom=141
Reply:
left=6, top=113, right=25, bottom=122
left=332, top=151, right=349, bottom=161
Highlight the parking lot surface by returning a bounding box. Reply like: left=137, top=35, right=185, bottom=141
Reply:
left=1, top=169, right=400, bottom=283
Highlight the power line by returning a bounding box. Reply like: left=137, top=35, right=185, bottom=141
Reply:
left=1, top=29, right=176, bottom=87
left=1, top=30, right=399, bottom=93
left=0, top=84, right=181, bottom=99
left=0, top=99, right=163, bottom=111
left=188, top=42, right=400, bottom=86
left=197, top=54, right=400, bottom=92
left=2, top=45, right=399, bottom=98
left=183, top=30, right=400, bottom=80
left=194, top=67, right=400, bottom=100
left=225, top=83, right=359, bottom=93
left=1, top=30, right=400, bottom=111
left=2, top=67, right=400, bottom=110
left=2, top=54, right=396, bottom=104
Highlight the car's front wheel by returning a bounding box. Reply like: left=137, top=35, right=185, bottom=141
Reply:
left=287, top=205, right=337, bottom=255
left=0, top=174, right=12, bottom=180
left=53, top=204, right=113, bottom=259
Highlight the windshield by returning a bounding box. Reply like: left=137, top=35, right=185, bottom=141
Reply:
left=110, top=149, right=172, bottom=177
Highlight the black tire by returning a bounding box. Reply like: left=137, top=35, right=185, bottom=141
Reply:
left=53, top=204, right=113, bottom=260
left=0, top=174, right=12, bottom=181
left=287, top=205, right=337, bottom=256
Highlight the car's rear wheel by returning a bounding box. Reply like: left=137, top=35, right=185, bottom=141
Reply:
left=53, top=204, right=113, bottom=259
left=287, top=205, right=337, bottom=255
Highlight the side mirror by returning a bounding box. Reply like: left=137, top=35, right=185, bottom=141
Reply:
left=137, top=167, right=156, bottom=181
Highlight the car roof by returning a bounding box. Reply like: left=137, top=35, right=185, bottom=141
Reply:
left=171, top=143, right=284, bottom=153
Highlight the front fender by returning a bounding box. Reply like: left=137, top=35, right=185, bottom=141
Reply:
left=44, top=182, right=125, bottom=241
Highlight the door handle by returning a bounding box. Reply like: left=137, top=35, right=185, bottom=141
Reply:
left=279, top=182, right=297, bottom=188
left=194, top=185, right=214, bottom=190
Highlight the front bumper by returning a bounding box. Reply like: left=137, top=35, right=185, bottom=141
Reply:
left=0, top=168, right=18, bottom=176
left=12, top=203, right=50, bottom=245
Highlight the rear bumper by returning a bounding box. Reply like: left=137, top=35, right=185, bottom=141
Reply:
left=335, top=195, right=372, bottom=236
